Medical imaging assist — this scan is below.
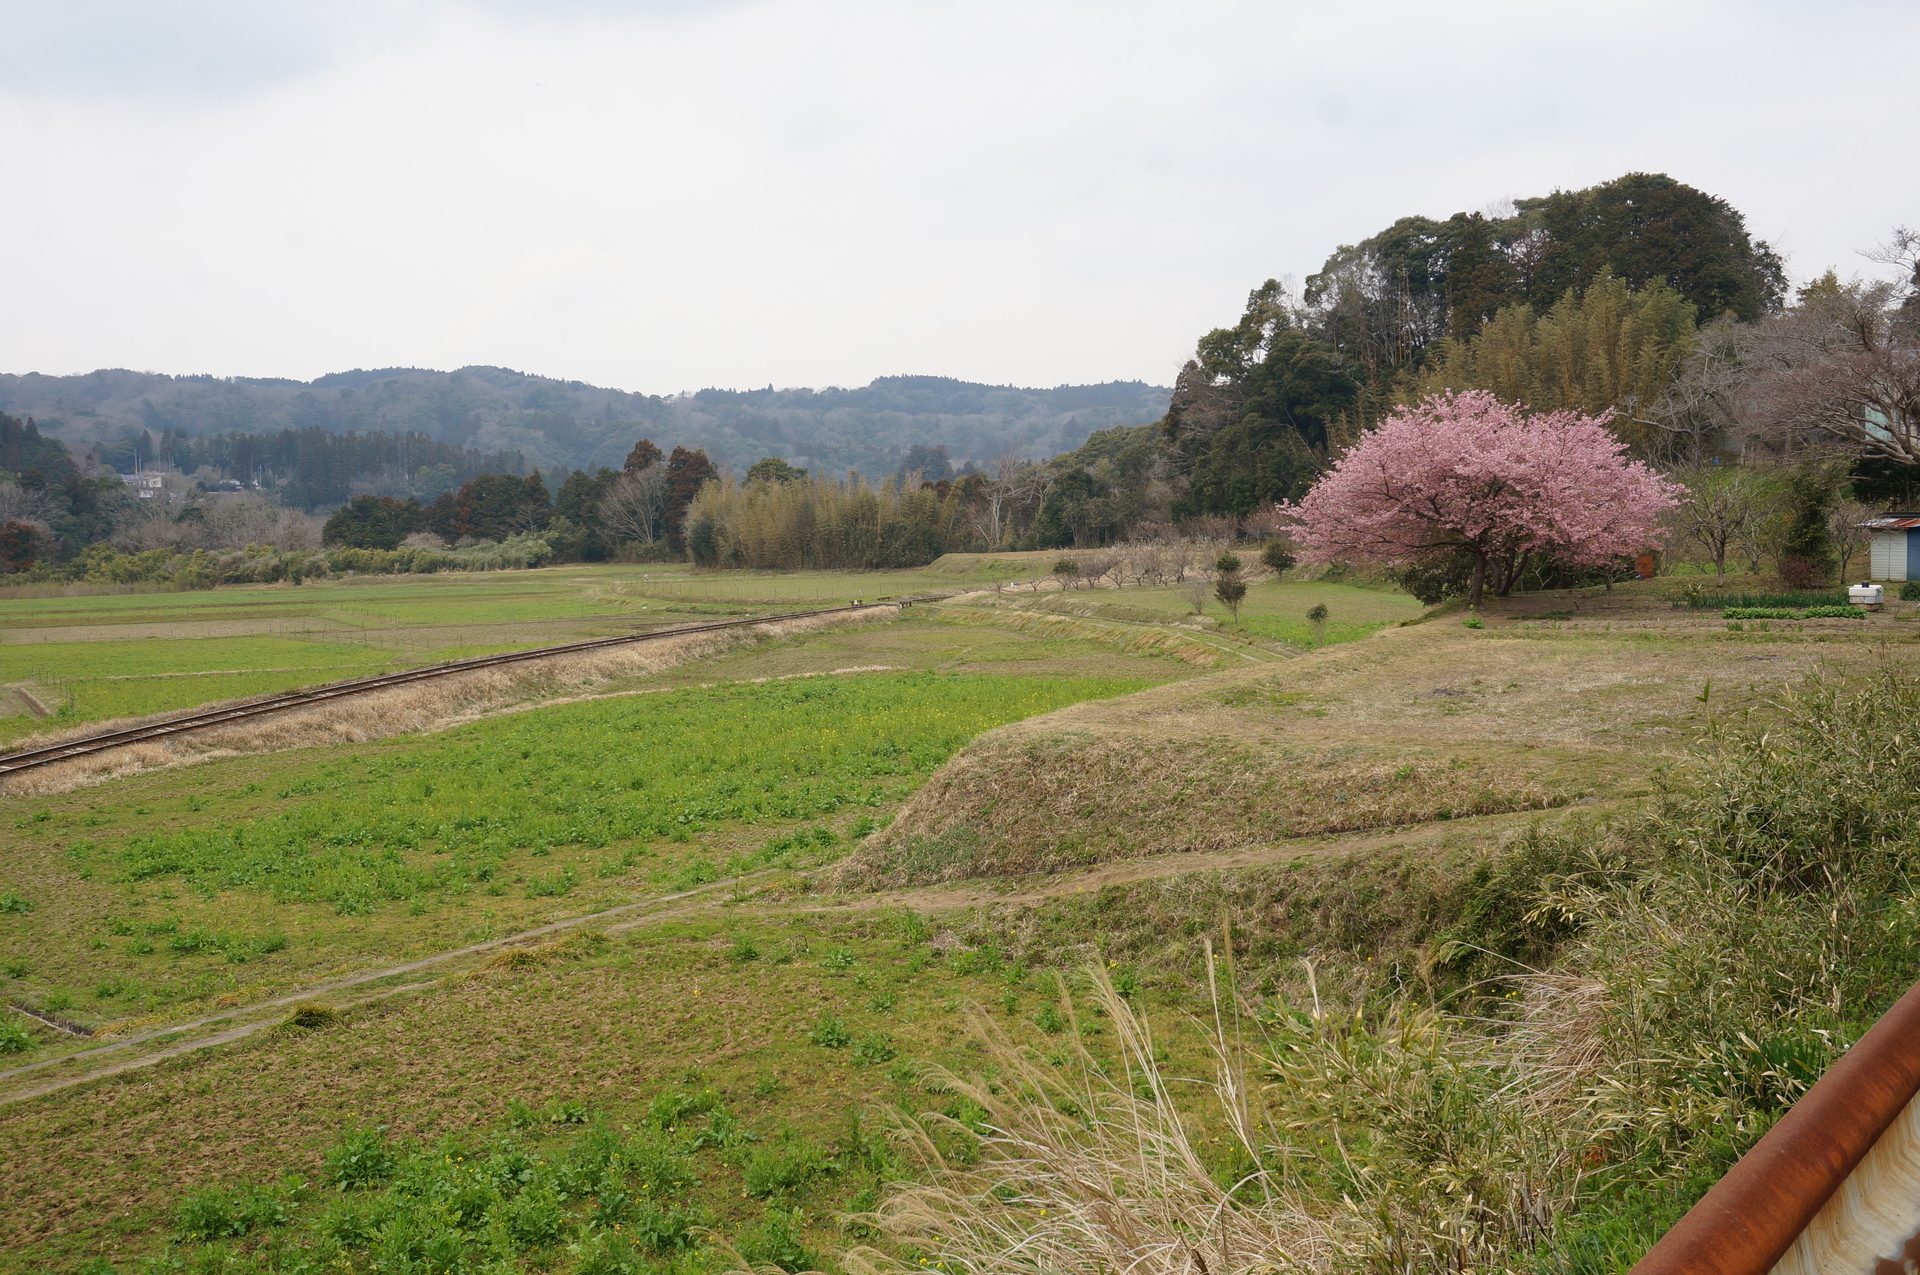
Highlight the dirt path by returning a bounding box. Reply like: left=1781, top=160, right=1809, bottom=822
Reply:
left=0, top=801, right=1588, bottom=1107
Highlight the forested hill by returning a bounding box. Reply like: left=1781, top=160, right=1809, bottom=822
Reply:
left=0, top=367, right=1169, bottom=478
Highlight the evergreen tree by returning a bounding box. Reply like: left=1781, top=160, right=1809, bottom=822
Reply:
left=745, top=457, right=807, bottom=484
left=664, top=446, right=718, bottom=546
left=452, top=473, right=549, bottom=540
left=0, top=414, right=75, bottom=481
left=322, top=495, right=424, bottom=549
left=624, top=437, right=664, bottom=472
left=1776, top=464, right=1841, bottom=587
left=554, top=467, right=620, bottom=559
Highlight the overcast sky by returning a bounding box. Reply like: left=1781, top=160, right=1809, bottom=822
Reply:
left=1, top=0, right=1914, bottom=395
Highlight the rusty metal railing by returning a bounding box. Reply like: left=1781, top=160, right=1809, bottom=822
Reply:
left=1629, top=979, right=1920, bottom=1275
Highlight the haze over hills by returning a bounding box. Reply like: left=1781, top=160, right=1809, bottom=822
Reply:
left=0, top=366, right=1171, bottom=478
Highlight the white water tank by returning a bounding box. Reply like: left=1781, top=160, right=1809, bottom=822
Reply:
left=1850, top=583, right=1885, bottom=610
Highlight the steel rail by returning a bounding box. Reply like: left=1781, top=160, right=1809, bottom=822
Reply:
left=0, top=597, right=933, bottom=779
left=1628, top=977, right=1920, bottom=1275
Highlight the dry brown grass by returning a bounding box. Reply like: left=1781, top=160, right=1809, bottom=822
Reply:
left=931, top=603, right=1249, bottom=667
left=464, top=930, right=610, bottom=979
left=833, top=736, right=1562, bottom=887
left=0, top=608, right=896, bottom=797
left=840, top=966, right=1359, bottom=1275
left=829, top=619, right=1882, bottom=890
left=842, top=961, right=1617, bottom=1275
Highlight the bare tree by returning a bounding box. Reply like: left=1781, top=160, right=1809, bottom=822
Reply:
left=1746, top=269, right=1920, bottom=462
left=598, top=466, right=670, bottom=545
left=0, top=479, right=59, bottom=530
left=1080, top=549, right=1123, bottom=590
left=1830, top=497, right=1876, bottom=581
left=1667, top=466, right=1777, bottom=577
left=981, top=451, right=1028, bottom=549
left=1124, top=545, right=1164, bottom=589
left=1640, top=318, right=1752, bottom=464
left=113, top=493, right=319, bottom=552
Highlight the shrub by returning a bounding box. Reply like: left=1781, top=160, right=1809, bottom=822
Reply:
left=808, top=1015, right=853, bottom=1048
left=0, top=893, right=31, bottom=913
left=1776, top=462, right=1840, bottom=587
left=627, top=1199, right=706, bottom=1253
left=1904, top=580, right=1920, bottom=601
left=0, top=1018, right=32, bottom=1054
left=545, top=1099, right=589, bottom=1125
left=737, top=1206, right=824, bottom=1272
left=1666, top=672, right=1920, bottom=888
left=1720, top=605, right=1863, bottom=620
left=648, top=1088, right=718, bottom=1131
left=174, top=1184, right=290, bottom=1240
left=853, top=1032, right=899, bottom=1065
left=741, top=1142, right=832, bottom=1198
left=1260, top=541, right=1295, bottom=573
left=575, top=1231, right=651, bottom=1275
left=322, top=1126, right=396, bottom=1189
left=1213, top=575, right=1247, bottom=617
left=1215, top=552, right=1242, bottom=574
left=500, top=1183, right=565, bottom=1246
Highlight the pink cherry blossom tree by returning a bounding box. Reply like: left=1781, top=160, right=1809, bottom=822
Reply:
left=1283, top=390, right=1685, bottom=607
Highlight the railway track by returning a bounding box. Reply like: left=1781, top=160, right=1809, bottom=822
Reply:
left=0, top=598, right=929, bottom=780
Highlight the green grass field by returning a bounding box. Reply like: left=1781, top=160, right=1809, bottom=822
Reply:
left=0, top=559, right=1112, bottom=745
left=0, top=901, right=1227, bottom=1275
left=0, top=672, right=1155, bottom=1037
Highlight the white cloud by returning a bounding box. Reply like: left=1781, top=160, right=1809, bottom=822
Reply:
left=0, top=0, right=1913, bottom=391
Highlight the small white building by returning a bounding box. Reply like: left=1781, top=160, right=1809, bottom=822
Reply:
left=1860, top=513, right=1920, bottom=580
left=119, top=473, right=164, bottom=500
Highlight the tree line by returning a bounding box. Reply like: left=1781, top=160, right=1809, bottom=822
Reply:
left=8, top=172, right=1915, bottom=589
left=319, top=441, right=719, bottom=560
left=1029, top=173, right=1919, bottom=595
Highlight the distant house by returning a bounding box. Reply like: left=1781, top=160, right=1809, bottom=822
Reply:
left=119, top=473, right=163, bottom=499
left=1860, top=513, right=1920, bottom=580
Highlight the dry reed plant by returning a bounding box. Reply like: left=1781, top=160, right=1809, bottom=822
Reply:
left=835, top=961, right=1607, bottom=1275
left=0, top=609, right=897, bottom=797
left=838, top=964, right=1361, bottom=1275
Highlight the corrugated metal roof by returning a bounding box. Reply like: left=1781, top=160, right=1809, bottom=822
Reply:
left=1859, top=516, right=1920, bottom=530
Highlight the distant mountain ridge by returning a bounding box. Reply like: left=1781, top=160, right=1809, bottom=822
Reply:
left=0, top=366, right=1171, bottom=478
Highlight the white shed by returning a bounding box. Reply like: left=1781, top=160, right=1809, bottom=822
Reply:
left=1860, top=513, right=1920, bottom=580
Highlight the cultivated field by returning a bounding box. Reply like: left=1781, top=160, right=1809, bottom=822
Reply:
left=4, top=565, right=1915, bottom=1272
